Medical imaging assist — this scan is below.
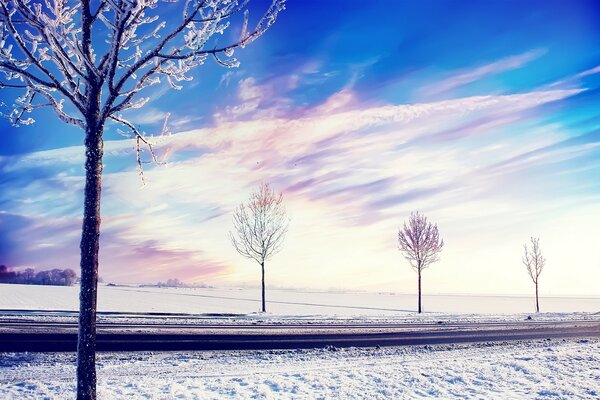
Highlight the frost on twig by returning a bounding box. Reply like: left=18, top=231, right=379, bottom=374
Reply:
left=523, top=236, right=545, bottom=284
left=0, top=1, right=286, bottom=397
left=522, top=236, right=545, bottom=312
left=0, top=0, right=285, bottom=176
left=110, top=112, right=171, bottom=184
left=229, top=182, right=289, bottom=313
left=397, top=211, right=444, bottom=273
left=229, top=182, right=289, bottom=265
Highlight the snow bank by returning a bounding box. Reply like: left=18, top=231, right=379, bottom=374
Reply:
left=1, top=339, right=598, bottom=399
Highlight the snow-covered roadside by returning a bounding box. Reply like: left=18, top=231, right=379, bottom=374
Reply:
left=1, top=339, right=598, bottom=399
left=1, top=309, right=599, bottom=331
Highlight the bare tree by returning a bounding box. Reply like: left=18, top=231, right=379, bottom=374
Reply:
left=0, top=1, right=284, bottom=398
left=522, top=236, right=545, bottom=313
left=230, top=182, right=288, bottom=313
left=397, top=211, right=444, bottom=314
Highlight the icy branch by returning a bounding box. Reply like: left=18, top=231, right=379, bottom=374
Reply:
left=1, top=0, right=284, bottom=175
left=522, top=236, right=545, bottom=284
left=398, top=211, right=444, bottom=272
left=230, top=182, right=289, bottom=266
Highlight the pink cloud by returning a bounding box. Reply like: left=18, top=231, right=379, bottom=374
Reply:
left=7, top=84, right=594, bottom=291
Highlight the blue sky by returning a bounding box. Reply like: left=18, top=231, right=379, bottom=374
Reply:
left=1, top=0, right=599, bottom=295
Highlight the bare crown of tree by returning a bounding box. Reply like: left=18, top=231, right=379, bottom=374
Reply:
left=229, top=182, right=289, bottom=265
left=522, top=236, right=545, bottom=284
left=397, top=211, right=444, bottom=272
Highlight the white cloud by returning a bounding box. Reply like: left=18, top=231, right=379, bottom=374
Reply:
left=6, top=86, right=599, bottom=294
left=576, top=65, right=600, bottom=78
left=421, top=49, right=546, bottom=97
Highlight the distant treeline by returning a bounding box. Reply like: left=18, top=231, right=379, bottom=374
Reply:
left=0, top=265, right=77, bottom=286
left=150, top=278, right=213, bottom=288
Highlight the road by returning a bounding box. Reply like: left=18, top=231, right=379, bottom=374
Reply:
left=0, top=319, right=598, bottom=352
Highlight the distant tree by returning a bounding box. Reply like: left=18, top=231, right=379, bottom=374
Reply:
left=0, top=0, right=284, bottom=397
left=50, top=268, right=64, bottom=285
left=522, top=237, right=545, bottom=313
left=0, top=264, right=16, bottom=283
left=0, top=265, right=77, bottom=285
left=230, top=183, right=289, bottom=313
left=397, top=211, right=444, bottom=314
left=63, top=268, right=77, bottom=286
left=35, top=270, right=51, bottom=285
left=23, top=268, right=35, bottom=284
left=158, top=278, right=184, bottom=287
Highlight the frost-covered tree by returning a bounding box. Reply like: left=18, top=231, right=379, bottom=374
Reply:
left=0, top=0, right=284, bottom=398
left=229, top=183, right=288, bottom=313
left=397, top=211, right=444, bottom=314
left=522, top=236, right=545, bottom=313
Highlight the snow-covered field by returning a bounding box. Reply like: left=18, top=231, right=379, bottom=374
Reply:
left=1, top=283, right=599, bottom=315
left=1, top=339, right=598, bottom=399
left=1, top=284, right=599, bottom=399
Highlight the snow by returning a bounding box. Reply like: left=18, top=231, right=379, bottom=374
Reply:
left=1, top=283, right=599, bottom=316
left=1, top=339, right=598, bottom=399
left=1, top=284, right=598, bottom=398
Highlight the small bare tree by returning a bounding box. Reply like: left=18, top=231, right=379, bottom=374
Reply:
left=0, top=1, right=284, bottom=398
left=397, top=211, right=444, bottom=314
left=522, top=236, right=545, bottom=313
left=230, top=182, right=288, bottom=313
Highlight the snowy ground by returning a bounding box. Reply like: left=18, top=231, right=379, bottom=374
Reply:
left=1, top=284, right=599, bottom=398
left=1, top=338, right=598, bottom=399
left=1, top=283, right=599, bottom=315
left=2, top=309, right=600, bottom=336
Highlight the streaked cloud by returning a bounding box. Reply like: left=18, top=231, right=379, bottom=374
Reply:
left=1, top=1, right=599, bottom=295
left=420, top=49, right=546, bottom=98
left=2, top=83, right=598, bottom=294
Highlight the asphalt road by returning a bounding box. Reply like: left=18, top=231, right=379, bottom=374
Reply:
left=1, top=319, right=598, bottom=352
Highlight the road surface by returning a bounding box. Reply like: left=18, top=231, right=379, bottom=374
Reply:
left=0, top=318, right=598, bottom=352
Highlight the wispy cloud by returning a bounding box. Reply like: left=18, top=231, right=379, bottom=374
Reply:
left=420, top=49, right=546, bottom=98
left=550, top=64, right=600, bottom=88
left=213, top=75, right=297, bottom=122
left=3, top=83, right=599, bottom=293
left=575, top=65, right=600, bottom=79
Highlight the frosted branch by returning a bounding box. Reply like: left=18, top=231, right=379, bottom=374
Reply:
left=398, top=211, right=444, bottom=273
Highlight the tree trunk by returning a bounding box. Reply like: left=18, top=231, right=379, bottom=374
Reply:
left=417, top=269, right=422, bottom=314
left=261, top=261, right=266, bottom=313
left=77, top=117, right=104, bottom=400
left=535, top=280, right=539, bottom=313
